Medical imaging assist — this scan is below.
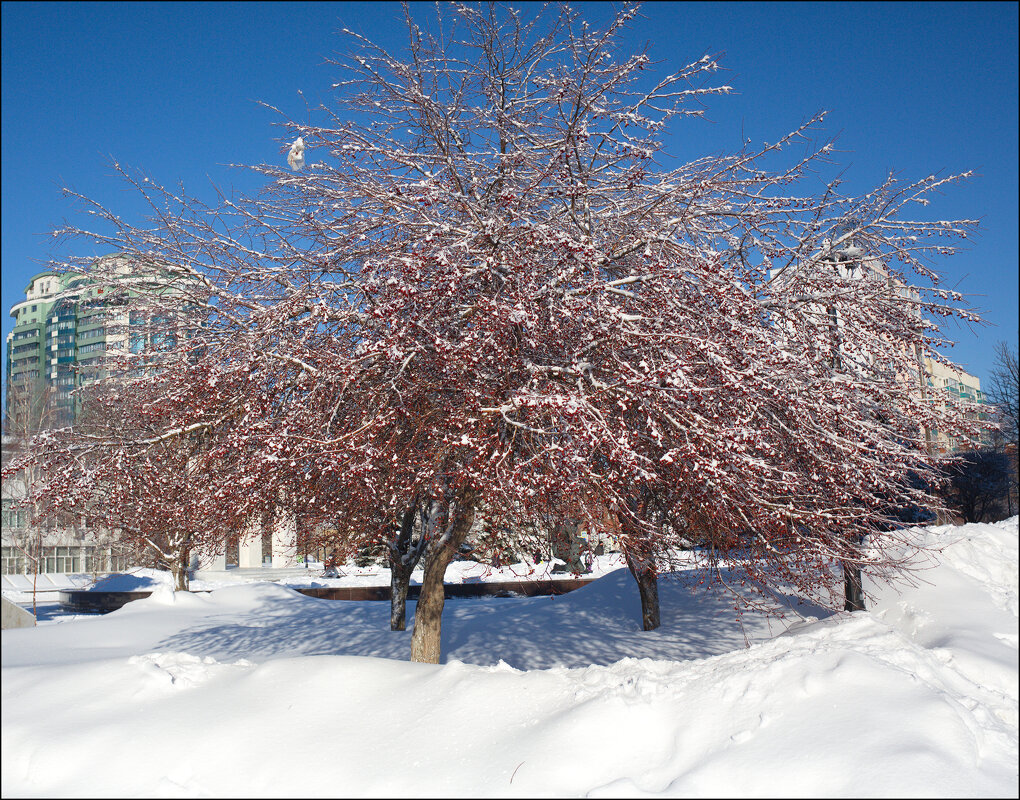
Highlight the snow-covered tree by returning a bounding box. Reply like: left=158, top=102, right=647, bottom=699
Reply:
left=255, top=3, right=987, bottom=639
left=10, top=384, right=226, bottom=592
left=26, top=3, right=987, bottom=657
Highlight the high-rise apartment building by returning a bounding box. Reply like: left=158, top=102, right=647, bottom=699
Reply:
left=923, top=357, right=990, bottom=454
left=7, top=269, right=98, bottom=430
left=4, top=254, right=196, bottom=432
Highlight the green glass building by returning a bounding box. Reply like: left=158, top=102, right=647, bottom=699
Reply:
left=5, top=254, right=195, bottom=432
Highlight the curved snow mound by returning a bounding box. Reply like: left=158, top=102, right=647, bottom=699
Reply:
left=930, top=516, right=1018, bottom=616
left=871, top=517, right=1018, bottom=622
left=208, top=581, right=310, bottom=603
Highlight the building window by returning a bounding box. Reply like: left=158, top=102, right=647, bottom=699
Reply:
left=2, top=505, right=28, bottom=529
left=1, top=547, right=29, bottom=575
left=40, top=546, right=82, bottom=574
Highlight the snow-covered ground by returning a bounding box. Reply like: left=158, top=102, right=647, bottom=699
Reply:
left=2, top=519, right=1016, bottom=797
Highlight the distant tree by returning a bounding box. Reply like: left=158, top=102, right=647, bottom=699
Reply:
left=3, top=290, right=295, bottom=593
left=944, top=448, right=1011, bottom=523
left=3, top=382, right=58, bottom=439
left=10, top=370, right=232, bottom=592
left=2, top=436, right=44, bottom=619
left=987, top=341, right=1019, bottom=448
left=986, top=341, right=1019, bottom=515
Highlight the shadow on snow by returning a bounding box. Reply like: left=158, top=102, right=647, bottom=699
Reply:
left=153, top=568, right=836, bottom=669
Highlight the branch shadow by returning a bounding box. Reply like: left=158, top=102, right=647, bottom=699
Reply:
left=152, top=570, right=837, bottom=669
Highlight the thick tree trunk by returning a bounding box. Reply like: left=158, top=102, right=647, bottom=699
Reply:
left=624, top=549, right=660, bottom=631
left=171, top=545, right=191, bottom=592
left=551, top=520, right=586, bottom=573
left=410, top=500, right=475, bottom=663
left=843, top=562, right=865, bottom=612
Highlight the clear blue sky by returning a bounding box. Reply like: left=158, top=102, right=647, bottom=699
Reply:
left=3, top=1, right=1017, bottom=403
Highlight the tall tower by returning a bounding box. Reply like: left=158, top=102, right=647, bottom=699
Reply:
left=5, top=271, right=68, bottom=433
left=4, top=254, right=199, bottom=434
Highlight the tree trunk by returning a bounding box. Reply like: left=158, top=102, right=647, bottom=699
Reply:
left=624, top=549, right=660, bottom=631
left=389, top=503, right=422, bottom=631
left=843, top=532, right=865, bottom=612
left=170, top=544, right=191, bottom=592
left=32, top=542, right=39, bottom=621
left=390, top=558, right=414, bottom=631
left=843, top=562, right=865, bottom=612
left=551, top=519, right=586, bottom=573
left=410, top=500, right=475, bottom=663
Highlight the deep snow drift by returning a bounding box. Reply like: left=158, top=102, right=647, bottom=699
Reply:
left=2, top=519, right=1017, bottom=797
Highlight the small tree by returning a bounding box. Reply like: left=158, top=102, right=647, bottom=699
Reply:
left=7, top=312, right=272, bottom=592
left=3, top=382, right=59, bottom=439
left=2, top=522, right=43, bottom=620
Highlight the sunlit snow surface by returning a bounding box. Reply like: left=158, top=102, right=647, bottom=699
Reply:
left=2, top=520, right=1016, bottom=797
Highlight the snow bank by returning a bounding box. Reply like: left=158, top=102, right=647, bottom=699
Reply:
left=2, top=520, right=1016, bottom=797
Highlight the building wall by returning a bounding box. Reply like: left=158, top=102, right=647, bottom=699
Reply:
left=1, top=445, right=136, bottom=575
left=923, top=357, right=990, bottom=454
